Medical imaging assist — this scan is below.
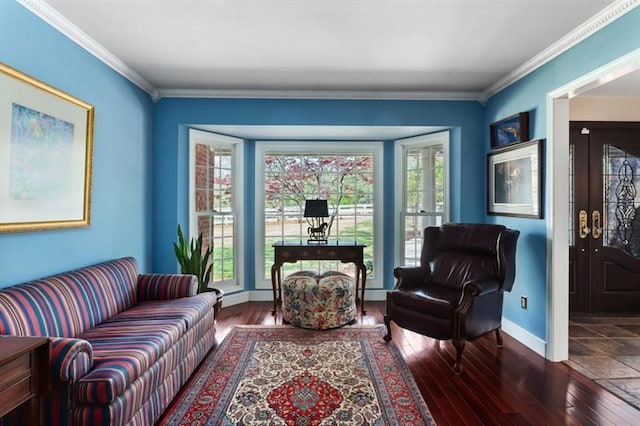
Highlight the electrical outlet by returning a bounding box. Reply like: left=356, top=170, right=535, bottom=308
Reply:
left=520, top=296, right=528, bottom=310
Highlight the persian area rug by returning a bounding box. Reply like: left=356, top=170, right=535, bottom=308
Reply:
left=160, top=325, right=436, bottom=425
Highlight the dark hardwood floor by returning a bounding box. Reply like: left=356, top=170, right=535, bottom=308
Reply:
left=188, top=301, right=640, bottom=425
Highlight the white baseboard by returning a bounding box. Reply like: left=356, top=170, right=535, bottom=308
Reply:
left=220, top=291, right=250, bottom=307
left=363, top=289, right=387, bottom=301
left=248, top=290, right=273, bottom=302
left=220, top=289, right=388, bottom=308
left=221, top=294, right=545, bottom=357
left=501, top=317, right=547, bottom=358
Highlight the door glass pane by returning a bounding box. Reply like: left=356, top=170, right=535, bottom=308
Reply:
left=602, top=145, right=640, bottom=257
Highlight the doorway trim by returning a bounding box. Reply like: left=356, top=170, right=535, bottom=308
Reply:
left=546, top=48, right=640, bottom=362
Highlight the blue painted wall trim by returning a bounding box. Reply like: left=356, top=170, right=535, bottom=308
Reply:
left=382, top=140, right=396, bottom=290
left=0, top=1, right=154, bottom=286
left=243, top=140, right=257, bottom=291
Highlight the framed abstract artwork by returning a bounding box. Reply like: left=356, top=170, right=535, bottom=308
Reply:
left=490, top=112, right=529, bottom=149
left=487, top=139, right=543, bottom=218
left=0, top=62, right=94, bottom=232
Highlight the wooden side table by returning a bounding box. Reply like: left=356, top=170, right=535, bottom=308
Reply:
left=0, top=336, right=50, bottom=426
left=271, top=241, right=368, bottom=315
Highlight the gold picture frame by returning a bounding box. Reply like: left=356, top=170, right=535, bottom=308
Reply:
left=0, top=62, right=94, bottom=232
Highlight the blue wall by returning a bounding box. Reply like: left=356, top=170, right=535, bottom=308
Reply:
left=3, top=0, right=638, bottom=346
left=0, top=1, right=154, bottom=286
left=485, top=7, right=640, bottom=339
left=152, top=99, right=485, bottom=289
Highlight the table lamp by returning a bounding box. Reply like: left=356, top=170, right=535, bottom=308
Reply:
left=304, top=199, right=329, bottom=243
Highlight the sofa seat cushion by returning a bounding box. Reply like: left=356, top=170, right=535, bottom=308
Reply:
left=75, top=319, right=185, bottom=404
left=102, top=295, right=213, bottom=330
left=390, top=284, right=460, bottom=319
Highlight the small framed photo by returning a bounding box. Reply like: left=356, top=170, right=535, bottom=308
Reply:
left=487, top=139, right=542, bottom=218
left=490, top=112, right=529, bottom=149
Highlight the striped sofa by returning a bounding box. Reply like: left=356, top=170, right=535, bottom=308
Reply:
left=0, top=257, right=217, bottom=426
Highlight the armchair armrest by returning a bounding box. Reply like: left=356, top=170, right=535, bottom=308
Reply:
left=393, top=266, right=429, bottom=290
left=137, top=273, right=198, bottom=301
left=456, top=277, right=502, bottom=313
left=462, top=277, right=501, bottom=297
left=50, top=337, right=94, bottom=383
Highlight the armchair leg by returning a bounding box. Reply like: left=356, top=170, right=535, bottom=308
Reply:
left=495, top=328, right=503, bottom=347
left=452, top=338, right=466, bottom=374
left=383, top=315, right=392, bottom=341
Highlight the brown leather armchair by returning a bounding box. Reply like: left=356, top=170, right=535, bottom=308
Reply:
left=384, top=223, right=519, bottom=373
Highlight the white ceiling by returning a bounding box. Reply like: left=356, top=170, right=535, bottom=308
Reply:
left=29, top=1, right=638, bottom=141
left=42, top=0, right=619, bottom=95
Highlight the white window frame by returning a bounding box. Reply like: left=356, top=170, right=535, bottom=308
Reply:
left=188, top=128, right=244, bottom=293
left=394, top=131, right=450, bottom=267
left=255, top=141, right=384, bottom=290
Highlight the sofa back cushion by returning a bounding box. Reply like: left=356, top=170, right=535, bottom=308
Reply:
left=0, top=257, right=138, bottom=337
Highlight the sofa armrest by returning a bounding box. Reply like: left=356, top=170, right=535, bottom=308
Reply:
left=50, top=337, right=94, bottom=383
left=392, top=266, right=429, bottom=290
left=137, top=273, right=198, bottom=301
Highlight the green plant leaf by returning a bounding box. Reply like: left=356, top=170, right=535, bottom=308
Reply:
left=174, top=226, right=216, bottom=293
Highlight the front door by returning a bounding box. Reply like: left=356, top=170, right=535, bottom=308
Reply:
left=569, top=122, right=640, bottom=313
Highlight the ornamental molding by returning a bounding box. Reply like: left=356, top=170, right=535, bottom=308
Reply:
left=19, top=0, right=639, bottom=102
left=17, top=0, right=157, bottom=96
left=154, top=88, right=480, bottom=101
left=480, top=0, right=640, bottom=103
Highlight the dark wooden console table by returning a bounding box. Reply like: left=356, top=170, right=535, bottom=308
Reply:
left=0, top=336, right=50, bottom=426
left=271, top=241, right=367, bottom=315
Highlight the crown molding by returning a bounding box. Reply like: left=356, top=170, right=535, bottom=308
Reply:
left=20, top=0, right=638, bottom=103
left=155, top=88, right=480, bottom=101
left=14, top=0, right=479, bottom=103
left=480, top=0, right=640, bottom=103
left=18, top=0, right=157, bottom=97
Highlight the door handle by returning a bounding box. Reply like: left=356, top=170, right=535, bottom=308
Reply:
left=579, top=210, right=590, bottom=239
left=592, top=210, right=602, bottom=239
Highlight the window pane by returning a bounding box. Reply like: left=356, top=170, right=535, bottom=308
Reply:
left=216, top=169, right=232, bottom=212
left=402, top=142, right=446, bottom=265
left=403, top=215, right=422, bottom=267
left=193, top=140, right=235, bottom=286
left=197, top=215, right=211, bottom=244
left=264, top=152, right=375, bottom=278
left=212, top=149, right=232, bottom=213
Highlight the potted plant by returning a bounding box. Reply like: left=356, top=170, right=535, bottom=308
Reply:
left=173, top=224, right=213, bottom=294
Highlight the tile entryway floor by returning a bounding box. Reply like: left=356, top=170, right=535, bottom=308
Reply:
left=566, top=315, right=640, bottom=410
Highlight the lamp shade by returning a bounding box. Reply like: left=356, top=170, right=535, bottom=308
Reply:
left=303, top=199, right=329, bottom=217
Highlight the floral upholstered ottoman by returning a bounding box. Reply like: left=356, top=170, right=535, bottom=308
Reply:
left=282, top=271, right=356, bottom=330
